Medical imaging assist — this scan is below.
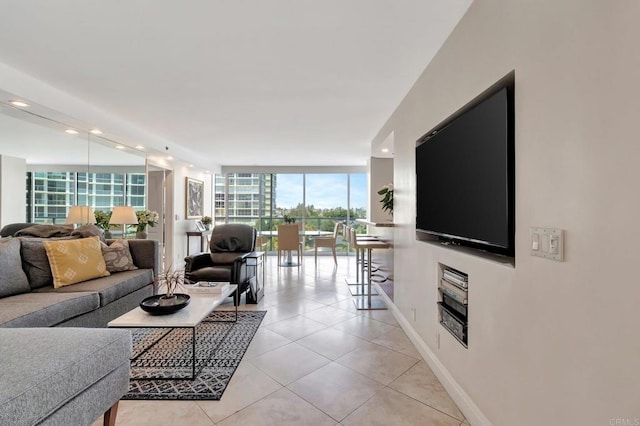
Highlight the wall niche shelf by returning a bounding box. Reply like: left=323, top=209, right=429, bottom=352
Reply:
left=438, top=263, right=469, bottom=348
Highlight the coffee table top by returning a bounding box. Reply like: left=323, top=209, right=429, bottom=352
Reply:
left=108, top=284, right=237, bottom=328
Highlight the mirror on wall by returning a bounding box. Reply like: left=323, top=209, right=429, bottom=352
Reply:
left=0, top=100, right=147, bottom=224
left=0, top=96, right=174, bottom=274
left=0, top=102, right=91, bottom=168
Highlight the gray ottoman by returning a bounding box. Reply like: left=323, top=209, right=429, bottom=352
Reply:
left=0, top=328, right=131, bottom=426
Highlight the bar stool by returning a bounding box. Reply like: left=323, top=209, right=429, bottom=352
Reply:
left=349, top=227, right=389, bottom=310
left=345, top=226, right=380, bottom=296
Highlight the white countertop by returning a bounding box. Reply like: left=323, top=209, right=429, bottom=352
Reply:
left=356, top=219, right=394, bottom=227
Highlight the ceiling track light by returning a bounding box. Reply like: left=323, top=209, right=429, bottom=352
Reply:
left=90, top=129, right=102, bottom=135
left=65, top=129, right=79, bottom=135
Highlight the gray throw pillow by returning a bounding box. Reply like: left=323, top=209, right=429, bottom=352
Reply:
left=0, top=238, right=31, bottom=297
left=19, top=236, right=77, bottom=289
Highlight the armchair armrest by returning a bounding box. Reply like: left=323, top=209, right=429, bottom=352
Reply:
left=232, top=252, right=255, bottom=283
left=184, top=252, right=214, bottom=274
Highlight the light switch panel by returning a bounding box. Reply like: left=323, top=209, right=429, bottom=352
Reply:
left=531, top=227, right=564, bottom=261
left=531, top=233, right=540, bottom=250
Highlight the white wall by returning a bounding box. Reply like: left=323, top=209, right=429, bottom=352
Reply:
left=0, top=155, right=26, bottom=226
left=373, top=1, right=640, bottom=425
left=170, top=167, right=214, bottom=268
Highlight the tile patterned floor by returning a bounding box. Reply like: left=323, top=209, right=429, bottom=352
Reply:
left=95, top=256, right=467, bottom=425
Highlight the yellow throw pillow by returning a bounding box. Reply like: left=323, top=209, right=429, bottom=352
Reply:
left=43, top=236, right=110, bottom=288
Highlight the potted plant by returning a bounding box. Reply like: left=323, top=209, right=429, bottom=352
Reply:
left=201, top=216, right=212, bottom=230
left=377, top=183, right=394, bottom=215
left=156, top=269, right=185, bottom=305
left=94, top=210, right=115, bottom=239
left=283, top=214, right=296, bottom=224
left=135, top=210, right=159, bottom=239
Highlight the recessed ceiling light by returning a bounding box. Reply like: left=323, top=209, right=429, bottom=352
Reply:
left=381, top=148, right=389, bottom=153
left=65, top=129, right=78, bottom=135
left=90, top=129, right=102, bottom=135
left=167, top=156, right=173, bottom=160
left=115, top=145, right=125, bottom=150
left=9, top=100, right=29, bottom=107
left=135, top=145, right=144, bottom=150
left=189, top=164, right=194, bottom=168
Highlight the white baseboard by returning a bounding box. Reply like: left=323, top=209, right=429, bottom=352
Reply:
left=373, top=283, right=492, bottom=426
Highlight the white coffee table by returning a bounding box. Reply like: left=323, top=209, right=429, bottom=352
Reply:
left=108, top=284, right=237, bottom=380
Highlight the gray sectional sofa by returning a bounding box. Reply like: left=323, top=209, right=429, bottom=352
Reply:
left=0, top=237, right=158, bottom=328
left=0, top=328, right=131, bottom=426
left=0, top=225, right=159, bottom=426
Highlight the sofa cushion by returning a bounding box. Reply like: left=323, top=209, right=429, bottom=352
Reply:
left=0, top=327, right=131, bottom=426
left=0, top=238, right=31, bottom=298
left=20, top=237, right=77, bottom=289
left=43, top=236, right=110, bottom=288
left=188, top=265, right=232, bottom=282
left=101, top=239, right=138, bottom=273
left=35, top=269, right=154, bottom=307
left=0, top=292, right=100, bottom=328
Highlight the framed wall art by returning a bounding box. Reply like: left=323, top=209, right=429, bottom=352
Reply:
left=185, top=177, right=204, bottom=219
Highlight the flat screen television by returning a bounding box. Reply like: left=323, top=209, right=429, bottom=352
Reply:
left=416, top=74, right=515, bottom=257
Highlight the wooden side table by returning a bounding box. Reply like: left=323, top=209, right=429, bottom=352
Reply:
left=186, top=230, right=212, bottom=255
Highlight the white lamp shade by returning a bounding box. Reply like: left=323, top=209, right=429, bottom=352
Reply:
left=109, top=206, right=138, bottom=225
left=65, top=206, right=96, bottom=224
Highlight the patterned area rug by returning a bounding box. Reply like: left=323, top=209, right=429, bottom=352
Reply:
left=123, top=310, right=266, bottom=400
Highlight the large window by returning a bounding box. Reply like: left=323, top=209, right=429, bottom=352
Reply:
left=215, top=172, right=367, bottom=253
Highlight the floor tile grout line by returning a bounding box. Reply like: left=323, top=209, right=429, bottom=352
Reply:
left=384, top=383, right=467, bottom=422
left=283, top=361, right=385, bottom=424
left=192, top=399, right=218, bottom=425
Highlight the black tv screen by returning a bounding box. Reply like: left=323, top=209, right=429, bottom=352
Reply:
left=416, top=78, right=514, bottom=257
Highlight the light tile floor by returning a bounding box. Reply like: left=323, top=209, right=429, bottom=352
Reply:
left=95, top=255, right=467, bottom=425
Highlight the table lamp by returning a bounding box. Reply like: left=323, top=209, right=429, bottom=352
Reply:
left=65, top=206, right=96, bottom=226
left=108, top=206, right=138, bottom=238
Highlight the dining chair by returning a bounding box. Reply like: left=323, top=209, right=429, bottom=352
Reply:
left=277, top=223, right=302, bottom=266
left=255, top=235, right=269, bottom=255
left=314, top=222, right=340, bottom=265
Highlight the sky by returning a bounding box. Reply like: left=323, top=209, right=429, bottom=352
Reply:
left=276, top=173, right=367, bottom=210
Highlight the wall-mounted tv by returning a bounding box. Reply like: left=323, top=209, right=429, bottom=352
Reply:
left=416, top=73, right=515, bottom=257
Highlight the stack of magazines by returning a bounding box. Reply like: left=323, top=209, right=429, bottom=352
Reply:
left=187, top=282, right=230, bottom=294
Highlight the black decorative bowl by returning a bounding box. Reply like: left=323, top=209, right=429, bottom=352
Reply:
left=140, top=293, right=191, bottom=315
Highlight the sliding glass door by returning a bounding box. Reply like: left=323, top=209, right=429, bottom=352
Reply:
left=215, top=171, right=367, bottom=255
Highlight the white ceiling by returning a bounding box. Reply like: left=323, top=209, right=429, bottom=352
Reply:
left=0, top=0, right=471, bottom=167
